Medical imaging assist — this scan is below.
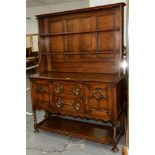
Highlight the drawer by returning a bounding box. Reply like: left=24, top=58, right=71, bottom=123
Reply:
left=86, top=83, right=112, bottom=117
left=53, top=81, right=84, bottom=98
left=33, top=80, right=50, bottom=102
left=53, top=96, right=84, bottom=113
left=52, top=81, right=84, bottom=114
left=35, top=101, right=52, bottom=111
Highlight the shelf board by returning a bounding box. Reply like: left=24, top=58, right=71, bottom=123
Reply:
left=39, top=28, right=120, bottom=37
left=36, top=116, right=119, bottom=145
left=41, top=51, right=120, bottom=55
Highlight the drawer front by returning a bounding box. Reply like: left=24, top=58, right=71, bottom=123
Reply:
left=53, top=81, right=83, bottom=98
left=86, top=83, right=112, bottom=117
left=31, top=80, right=112, bottom=117
left=53, top=81, right=84, bottom=113
left=35, top=101, right=52, bottom=111
left=53, top=96, right=84, bottom=113
left=33, top=80, right=50, bottom=102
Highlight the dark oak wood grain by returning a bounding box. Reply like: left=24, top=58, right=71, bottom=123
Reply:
left=37, top=116, right=119, bottom=145
left=29, top=3, right=126, bottom=152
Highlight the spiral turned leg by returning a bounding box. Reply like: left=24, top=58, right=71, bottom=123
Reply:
left=32, top=110, right=39, bottom=133
left=112, top=121, right=119, bottom=152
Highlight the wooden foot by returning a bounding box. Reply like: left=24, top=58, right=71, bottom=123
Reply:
left=33, top=128, right=39, bottom=133
left=112, top=146, right=119, bottom=152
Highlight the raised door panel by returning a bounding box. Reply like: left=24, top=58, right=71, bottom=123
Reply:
left=97, top=14, right=115, bottom=30
left=86, top=83, right=112, bottom=118
left=66, top=33, right=96, bottom=53
left=114, top=8, right=121, bottom=28
left=79, top=17, right=96, bottom=32
left=79, top=33, right=96, bottom=52
left=66, top=18, right=79, bottom=32
left=67, top=34, right=80, bottom=52
left=66, top=17, right=96, bottom=33
left=49, top=20, right=63, bottom=33
left=51, top=36, right=64, bottom=52
left=98, top=31, right=115, bottom=51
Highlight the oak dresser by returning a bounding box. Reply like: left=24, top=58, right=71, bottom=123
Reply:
left=29, top=3, right=126, bottom=152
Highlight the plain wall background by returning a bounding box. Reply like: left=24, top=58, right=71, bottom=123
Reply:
left=26, top=0, right=89, bottom=34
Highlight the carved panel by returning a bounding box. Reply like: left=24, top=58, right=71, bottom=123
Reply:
left=86, top=84, right=110, bottom=116
left=91, top=88, right=108, bottom=100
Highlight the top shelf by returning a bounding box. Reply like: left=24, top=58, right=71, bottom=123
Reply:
left=39, top=28, right=120, bottom=37
left=36, top=3, right=126, bottom=18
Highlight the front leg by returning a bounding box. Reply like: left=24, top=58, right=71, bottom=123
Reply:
left=32, top=109, right=39, bottom=133
left=112, top=121, right=119, bottom=152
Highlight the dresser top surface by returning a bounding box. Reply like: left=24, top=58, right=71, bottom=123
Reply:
left=29, top=72, right=123, bottom=84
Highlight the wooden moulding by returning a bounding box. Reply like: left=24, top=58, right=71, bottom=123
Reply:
left=36, top=116, right=121, bottom=145
left=36, top=3, right=126, bottom=18
left=41, top=51, right=120, bottom=55
left=39, top=28, right=120, bottom=36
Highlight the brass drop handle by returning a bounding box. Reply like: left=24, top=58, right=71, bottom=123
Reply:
left=72, top=85, right=81, bottom=96
left=73, top=88, right=80, bottom=96
left=55, top=97, right=64, bottom=108
left=54, top=85, right=64, bottom=94
left=36, top=85, right=47, bottom=93
left=73, top=100, right=80, bottom=111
